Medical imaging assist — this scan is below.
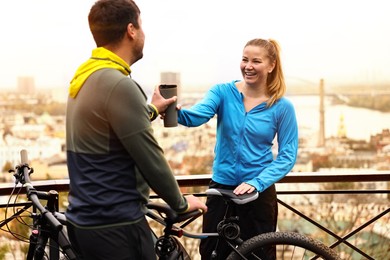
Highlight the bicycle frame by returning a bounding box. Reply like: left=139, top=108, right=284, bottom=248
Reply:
left=147, top=189, right=259, bottom=259
left=147, top=189, right=341, bottom=260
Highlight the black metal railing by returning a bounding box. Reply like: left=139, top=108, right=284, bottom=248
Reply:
left=1, top=171, right=390, bottom=259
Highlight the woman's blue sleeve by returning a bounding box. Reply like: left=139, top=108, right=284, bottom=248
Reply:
left=178, top=85, right=221, bottom=127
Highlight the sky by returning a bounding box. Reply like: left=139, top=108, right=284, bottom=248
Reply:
left=1, top=0, right=390, bottom=92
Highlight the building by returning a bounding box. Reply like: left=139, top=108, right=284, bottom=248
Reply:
left=17, top=76, right=35, bottom=94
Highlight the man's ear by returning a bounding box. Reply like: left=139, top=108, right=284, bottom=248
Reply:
left=126, top=23, right=136, bottom=39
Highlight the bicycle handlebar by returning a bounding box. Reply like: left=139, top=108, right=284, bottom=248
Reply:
left=147, top=202, right=203, bottom=224
left=19, top=149, right=63, bottom=232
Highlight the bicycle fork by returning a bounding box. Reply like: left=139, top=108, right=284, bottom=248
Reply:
left=27, top=190, right=61, bottom=260
left=26, top=214, right=51, bottom=260
left=27, top=228, right=39, bottom=259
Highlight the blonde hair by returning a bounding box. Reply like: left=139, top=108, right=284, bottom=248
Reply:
left=245, top=38, right=286, bottom=107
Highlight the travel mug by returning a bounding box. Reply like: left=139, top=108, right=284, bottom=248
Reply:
left=159, top=84, right=178, bottom=127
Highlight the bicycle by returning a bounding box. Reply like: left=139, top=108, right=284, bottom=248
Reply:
left=2, top=149, right=341, bottom=259
left=2, top=149, right=76, bottom=260
left=147, top=189, right=341, bottom=260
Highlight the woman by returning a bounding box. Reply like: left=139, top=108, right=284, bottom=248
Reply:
left=177, top=38, right=298, bottom=259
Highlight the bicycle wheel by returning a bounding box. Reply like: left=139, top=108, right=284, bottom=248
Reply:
left=226, top=232, right=340, bottom=260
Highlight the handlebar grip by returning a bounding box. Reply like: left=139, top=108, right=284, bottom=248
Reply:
left=21, top=149, right=28, bottom=164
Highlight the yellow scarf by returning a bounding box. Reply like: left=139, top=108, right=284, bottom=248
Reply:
left=69, top=47, right=131, bottom=98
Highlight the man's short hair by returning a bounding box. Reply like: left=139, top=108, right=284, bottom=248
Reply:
left=88, top=0, right=140, bottom=47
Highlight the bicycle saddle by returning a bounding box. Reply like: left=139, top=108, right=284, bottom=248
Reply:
left=206, top=188, right=258, bottom=205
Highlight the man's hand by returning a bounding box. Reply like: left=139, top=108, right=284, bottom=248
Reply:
left=184, top=195, right=208, bottom=213
left=151, top=85, right=177, bottom=114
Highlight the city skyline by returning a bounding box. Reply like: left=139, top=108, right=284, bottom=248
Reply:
left=1, top=0, right=390, bottom=92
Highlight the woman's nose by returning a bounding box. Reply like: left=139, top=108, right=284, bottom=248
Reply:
left=246, top=63, right=254, bottom=69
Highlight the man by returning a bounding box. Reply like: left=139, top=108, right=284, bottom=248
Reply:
left=65, top=1, right=207, bottom=259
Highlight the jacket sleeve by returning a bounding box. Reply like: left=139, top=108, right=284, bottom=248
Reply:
left=178, top=85, right=221, bottom=126
left=106, top=78, right=188, bottom=213
left=246, top=99, right=299, bottom=192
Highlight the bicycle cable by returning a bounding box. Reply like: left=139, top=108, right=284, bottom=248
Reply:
left=1, top=180, right=33, bottom=243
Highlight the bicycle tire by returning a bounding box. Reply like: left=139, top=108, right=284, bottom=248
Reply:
left=226, top=231, right=340, bottom=260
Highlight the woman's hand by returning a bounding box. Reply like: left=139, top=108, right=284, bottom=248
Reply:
left=159, top=102, right=183, bottom=120
left=233, top=182, right=256, bottom=195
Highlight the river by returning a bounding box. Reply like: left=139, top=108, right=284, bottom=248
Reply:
left=288, top=95, right=390, bottom=142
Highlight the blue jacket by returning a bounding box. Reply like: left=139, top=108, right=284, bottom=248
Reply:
left=178, top=80, right=298, bottom=192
